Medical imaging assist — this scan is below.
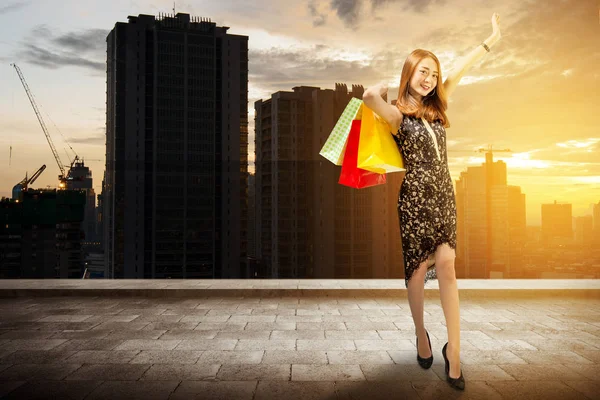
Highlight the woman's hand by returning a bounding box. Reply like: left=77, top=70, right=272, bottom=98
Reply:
left=491, top=13, right=501, bottom=39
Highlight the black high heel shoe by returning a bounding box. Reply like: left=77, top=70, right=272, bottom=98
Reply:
left=416, top=330, right=433, bottom=369
left=442, top=342, right=465, bottom=390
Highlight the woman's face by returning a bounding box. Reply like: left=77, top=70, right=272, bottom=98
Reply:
left=408, top=57, right=439, bottom=101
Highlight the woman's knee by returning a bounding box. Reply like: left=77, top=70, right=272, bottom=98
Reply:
left=436, top=258, right=456, bottom=280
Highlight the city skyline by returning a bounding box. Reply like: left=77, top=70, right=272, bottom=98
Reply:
left=0, top=0, right=599, bottom=226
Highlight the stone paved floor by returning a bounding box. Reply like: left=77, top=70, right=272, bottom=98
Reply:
left=0, top=295, right=599, bottom=399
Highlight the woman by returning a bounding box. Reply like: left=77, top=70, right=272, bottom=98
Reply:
left=362, top=13, right=502, bottom=390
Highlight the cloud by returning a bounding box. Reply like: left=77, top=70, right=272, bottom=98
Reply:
left=21, top=44, right=105, bottom=71
left=0, top=1, right=29, bottom=14
left=309, top=1, right=328, bottom=27
left=67, top=134, right=105, bottom=145
left=320, top=0, right=447, bottom=28
left=17, top=26, right=107, bottom=72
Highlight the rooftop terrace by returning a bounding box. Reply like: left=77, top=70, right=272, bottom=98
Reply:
left=0, top=279, right=598, bottom=399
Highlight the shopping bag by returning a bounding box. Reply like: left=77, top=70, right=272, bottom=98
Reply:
left=357, top=105, right=405, bottom=173
left=319, top=97, right=363, bottom=165
left=338, top=119, right=387, bottom=189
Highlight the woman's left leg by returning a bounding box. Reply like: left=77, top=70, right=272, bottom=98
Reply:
left=435, top=243, right=461, bottom=378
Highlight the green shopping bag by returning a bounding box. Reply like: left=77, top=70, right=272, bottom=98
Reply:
left=319, top=97, right=363, bottom=165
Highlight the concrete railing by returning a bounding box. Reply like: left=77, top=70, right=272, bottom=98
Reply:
left=0, top=279, right=598, bottom=298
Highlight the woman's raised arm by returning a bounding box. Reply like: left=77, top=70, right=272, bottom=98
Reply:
left=362, top=82, right=403, bottom=133
left=443, top=13, right=502, bottom=99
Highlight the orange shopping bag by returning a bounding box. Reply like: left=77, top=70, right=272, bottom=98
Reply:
left=338, top=119, right=386, bottom=189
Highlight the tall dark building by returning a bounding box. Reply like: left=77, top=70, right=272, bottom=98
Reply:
left=254, top=84, right=404, bottom=279
left=105, top=13, right=248, bottom=278
left=66, top=159, right=96, bottom=244
left=0, top=190, right=86, bottom=279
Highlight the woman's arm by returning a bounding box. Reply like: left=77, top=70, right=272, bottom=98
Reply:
left=362, top=82, right=403, bottom=133
left=443, top=13, right=502, bottom=98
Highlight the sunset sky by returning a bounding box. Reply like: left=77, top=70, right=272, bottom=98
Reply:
left=0, top=0, right=598, bottom=225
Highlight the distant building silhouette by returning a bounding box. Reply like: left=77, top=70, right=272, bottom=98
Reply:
left=67, top=159, right=96, bottom=244
left=104, top=13, right=248, bottom=278
left=254, top=84, right=404, bottom=278
left=455, top=154, right=525, bottom=278
left=541, top=201, right=573, bottom=246
left=574, top=215, right=593, bottom=245
left=0, top=190, right=86, bottom=278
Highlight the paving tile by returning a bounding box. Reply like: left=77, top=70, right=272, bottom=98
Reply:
left=510, top=349, right=594, bottom=364
left=262, top=351, right=326, bottom=364
left=324, top=330, right=380, bottom=340
left=561, top=363, right=600, bottom=381
left=432, top=363, right=515, bottom=381
left=0, top=349, right=78, bottom=364
left=335, top=381, right=418, bottom=399
left=0, top=363, right=82, bottom=381
left=113, top=339, right=182, bottom=350
left=411, top=379, right=503, bottom=400
left=486, top=380, right=584, bottom=400
left=572, top=349, right=600, bottom=363
left=0, top=339, right=68, bottom=351
left=129, top=350, right=203, bottom=364
left=563, top=380, right=600, bottom=399
left=49, top=330, right=113, bottom=340
left=245, top=322, right=296, bottom=331
left=297, top=339, right=355, bottom=351
left=194, top=322, right=246, bottom=331
left=217, top=364, right=291, bottom=381
left=52, top=339, right=125, bottom=351
left=354, top=339, right=413, bottom=351
left=327, top=350, right=393, bottom=364
left=460, top=350, right=527, bottom=365
left=254, top=381, right=336, bottom=400
left=65, top=363, right=150, bottom=380
left=0, top=380, right=102, bottom=400
left=81, top=315, right=141, bottom=323
left=0, top=381, right=25, bottom=398
left=524, top=338, right=600, bottom=352
left=270, top=330, right=325, bottom=340
left=175, top=339, right=238, bottom=350
left=468, top=339, right=538, bottom=351
left=497, top=364, right=590, bottom=380
left=296, top=322, right=345, bottom=330
left=235, top=339, right=295, bottom=351
left=214, top=330, right=271, bottom=339
left=198, top=350, right=264, bottom=364
left=63, top=350, right=140, bottom=364
left=104, top=330, right=167, bottom=340
left=157, top=329, right=217, bottom=340
left=0, top=330, right=57, bottom=340
left=359, top=364, right=439, bottom=381
left=91, top=322, right=150, bottom=331
left=292, top=364, right=364, bottom=381
left=37, top=315, right=94, bottom=322
left=85, top=380, right=180, bottom=400
left=142, top=322, right=199, bottom=330
left=141, top=363, right=220, bottom=380
left=169, top=381, right=256, bottom=400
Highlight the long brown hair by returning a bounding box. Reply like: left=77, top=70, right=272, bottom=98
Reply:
left=396, top=49, right=450, bottom=128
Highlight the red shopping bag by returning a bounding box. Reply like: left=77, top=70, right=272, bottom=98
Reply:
left=338, top=119, right=387, bottom=189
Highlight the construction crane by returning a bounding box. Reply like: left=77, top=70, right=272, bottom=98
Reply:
left=11, top=63, right=74, bottom=188
left=477, top=145, right=511, bottom=154
left=477, top=145, right=511, bottom=164
left=12, top=164, right=46, bottom=200
left=18, top=164, right=46, bottom=191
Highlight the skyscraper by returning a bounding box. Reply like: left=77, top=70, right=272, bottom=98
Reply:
left=105, top=13, right=248, bottom=278
left=66, top=159, right=96, bottom=244
left=455, top=153, right=523, bottom=278
left=541, top=201, right=572, bottom=246
left=254, top=84, right=403, bottom=278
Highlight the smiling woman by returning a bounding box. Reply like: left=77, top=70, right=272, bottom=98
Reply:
left=362, top=12, right=503, bottom=392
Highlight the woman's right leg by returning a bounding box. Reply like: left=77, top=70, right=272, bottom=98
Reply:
left=407, top=258, right=433, bottom=358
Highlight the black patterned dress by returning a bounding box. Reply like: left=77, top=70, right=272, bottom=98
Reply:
left=392, top=115, right=457, bottom=287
